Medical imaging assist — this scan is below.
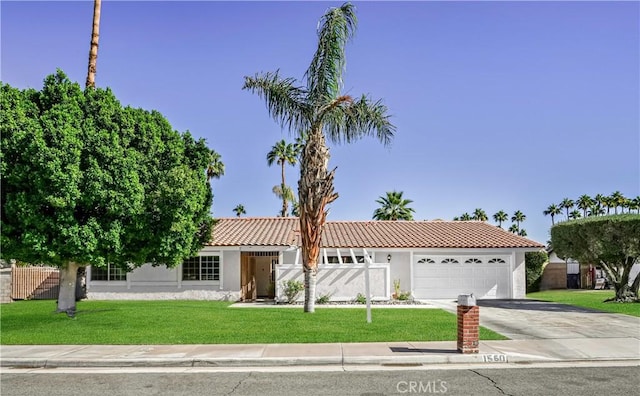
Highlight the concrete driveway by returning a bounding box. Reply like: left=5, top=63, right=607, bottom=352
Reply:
left=426, top=299, right=640, bottom=340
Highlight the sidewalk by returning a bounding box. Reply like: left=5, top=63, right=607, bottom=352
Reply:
left=2, top=337, right=639, bottom=369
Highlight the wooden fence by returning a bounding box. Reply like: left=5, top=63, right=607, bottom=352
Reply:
left=12, top=266, right=60, bottom=300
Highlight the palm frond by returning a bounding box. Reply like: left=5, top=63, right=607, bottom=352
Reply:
left=324, top=94, right=395, bottom=146
left=242, top=71, right=309, bottom=132
left=305, top=3, right=357, bottom=103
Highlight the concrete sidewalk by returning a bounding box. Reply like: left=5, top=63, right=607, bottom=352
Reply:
left=2, top=337, right=639, bottom=369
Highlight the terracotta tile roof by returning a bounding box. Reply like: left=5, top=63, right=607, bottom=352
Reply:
left=210, top=217, right=544, bottom=249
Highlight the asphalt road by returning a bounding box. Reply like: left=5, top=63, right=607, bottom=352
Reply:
left=2, top=365, right=639, bottom=396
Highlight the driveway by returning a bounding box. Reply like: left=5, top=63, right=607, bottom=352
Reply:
left=426, top=299, right=640, bottom=340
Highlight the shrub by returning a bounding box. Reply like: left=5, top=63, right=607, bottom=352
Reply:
left=315, top=293, right=332, bottom=304
left=281, top=280, right=304, bottom=304
left=354, top=293, right=367, bottom=304
left=526, top=250, right=548, bottom=293
left=397, top=291, right=412, bottom=301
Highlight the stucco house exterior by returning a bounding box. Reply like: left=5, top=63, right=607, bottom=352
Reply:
left=86, top=218, right=544, bottom=302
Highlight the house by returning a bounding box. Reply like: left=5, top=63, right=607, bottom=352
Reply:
left=86, top=218, right=545, bottom=301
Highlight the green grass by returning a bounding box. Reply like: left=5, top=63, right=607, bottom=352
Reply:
left=527, top=290, right=640, bottom=317
left=0, top=300, right=506, bottom=345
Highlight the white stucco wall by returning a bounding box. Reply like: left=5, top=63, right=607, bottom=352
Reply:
left=276, top=263, right=390, bottom=302
left=222, top=250, right=240, bottom=291
left=512, top=251, right=526, bottom=299
left=384, top=251, right=412, bottom=296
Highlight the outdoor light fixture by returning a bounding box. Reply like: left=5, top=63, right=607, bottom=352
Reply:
left=387, top=254, right=392, bottom=263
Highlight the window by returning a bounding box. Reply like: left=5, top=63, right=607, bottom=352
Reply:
left=91, top=264, right=126, bottom=281
left=464, top=258, right=483, bottom=264
left=417, top=258, right=435, bottom=264
left=182, top=255, right=220, bottom=281
left=441, top=258, right=459, bottom=264
left=323, top=256, right=364, bottom=264
left=488, top=258, right=506, bottom=264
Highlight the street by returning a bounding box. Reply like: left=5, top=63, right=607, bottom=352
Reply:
left=2, top=364, right=638, bottom=396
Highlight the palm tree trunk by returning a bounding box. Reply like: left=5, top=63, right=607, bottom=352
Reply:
left=298, top=127, right=337, bottom=313
left=57, top=261, right=80, bottom=316
left=85, top=0, right=101, bottom=88
left=281, top=162, right=287, bottom=217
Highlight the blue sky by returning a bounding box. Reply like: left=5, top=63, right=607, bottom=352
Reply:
left=2, top=1, right=638, bottom=245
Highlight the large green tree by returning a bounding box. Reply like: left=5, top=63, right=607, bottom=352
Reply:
left=0, top=71, right=215, bottom=315
left=243, top=3, right=395, bottom=312
left=372, top=191, right=415, bottom=221
left=267, top=139, right=299, bottom=217
left=551, top=214, right=640, bottom=302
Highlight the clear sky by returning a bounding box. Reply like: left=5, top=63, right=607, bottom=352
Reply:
left=2, top=1, right=639, bottom=245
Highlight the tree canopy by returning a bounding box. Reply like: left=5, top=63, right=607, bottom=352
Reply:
left=551, top=214, right=640, bottom=302
left=1, top=70, right=216, bottom=313
left=372, top=191, right=415, bottom=221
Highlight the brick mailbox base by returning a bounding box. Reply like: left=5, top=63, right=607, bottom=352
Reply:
left=457, top=305, right=479, bottom=353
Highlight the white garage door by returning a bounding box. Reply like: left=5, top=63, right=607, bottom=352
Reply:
left=413, top=255, right=511, bottom=299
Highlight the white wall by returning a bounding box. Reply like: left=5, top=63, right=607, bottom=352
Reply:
left=276, top=263, right=390, bottom=302
left=222, top=250, right=240, bottom=291
left=384, top=251, right=411, bottom=295
left=512, top=251, right=526, bottom=299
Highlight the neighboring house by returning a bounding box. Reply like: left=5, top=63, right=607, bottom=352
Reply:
left=543, top=250, right=640, bottom=290
left=86, top=218, right=544, bottom=301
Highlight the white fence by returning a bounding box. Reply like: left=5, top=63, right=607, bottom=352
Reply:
left=275, top=263, right=390, bottom=302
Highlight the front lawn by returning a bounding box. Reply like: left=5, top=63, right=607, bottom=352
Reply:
left=0, top=300, right=506, bottom=345
left=527, top=290, right=640, bottom=317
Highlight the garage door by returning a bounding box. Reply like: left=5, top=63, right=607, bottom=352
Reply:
left=413, top=255, right=511, bottom=299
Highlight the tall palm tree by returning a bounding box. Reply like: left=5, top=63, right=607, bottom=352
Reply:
left=372, top=191, right=415, bottom=221
left=511, top=210, right=526, bottom=230
left=272, top=184, right=297, bottom=215
left=568, top=210, right=581, bottom=220
left=492, top=210, right=508, bottom=228
left=472, top=208, right=488, bottom=222
left=609, top=191, right=625, bottom=214
left=232, top=204, right=246, bottom=217
left=543, top=204, right=562, bottom=225
left=576, top=195, right=593, bottom=218
left=267, top=140, right=299, bottom=217
left=206, top=149, right=225, bottom=181
left=85, top=0, right=102, bottom=88
left=559, top=198, right=574, bottom=221
left=459, top=213, right=472, bottom=221
left=243, top=3, right=395, bottom=312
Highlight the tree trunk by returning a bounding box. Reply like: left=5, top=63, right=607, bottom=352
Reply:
left=298, top=127, right=337, bottom=313
left=85, top=0, right=101, bottom=88
left=57, top=262, right=80, bottom=316
left=280, top=162, right=287, bottom=217
left=304, top=267, right=317, bottom=313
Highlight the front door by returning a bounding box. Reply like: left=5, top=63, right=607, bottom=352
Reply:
left=240, top=254, right=256, bottom=301
left=240, top=252, right=278, bottom=301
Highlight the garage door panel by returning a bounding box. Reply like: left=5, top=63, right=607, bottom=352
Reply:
left=413, top=257, right=511, bottom=299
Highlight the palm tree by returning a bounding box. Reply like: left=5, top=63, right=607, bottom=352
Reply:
left=559, top=198, right=574, bottom=221
left=85, top=0, right=101, bottom=88
left=576, top=195, right=593, bottom=218
left=272, top=184, right=297, bottom=215
left=243, top=3, right=395, bottom=313
left=290, top=201, right=300, bottom=217
left=472, top=208, right=488, bottom=222
left=518, top=229, right=527, bottom=237
left=610, top=191, right=625, bottom=214
left=206, top=149, right=225, bottom=181
left=372, top=191, right=415, bottom=221
left=267, top=140, right=299, bottom=217
left=631, top=196, right=640, bottom=214
left=232, top=204, right=246, bottom=217
left=589, top=203, right=605, bottom=217
left=508, top=224, right=519, bottom=234
left=459, top=213, right=472, bottom=221
left=511, top=210, right=526, bottom=230
left=492, top=210, right=508, bottom=228
left=543, top=204, right=562, bottom=225
left=568, top=210, right=581, bottom=220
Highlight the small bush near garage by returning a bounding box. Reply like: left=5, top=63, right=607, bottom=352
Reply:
left=526, top=251, right=548, bottom=293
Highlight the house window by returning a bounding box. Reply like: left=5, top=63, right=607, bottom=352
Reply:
left=91, top=264, right=126, bottom=281
left=464, top=258, right=483, bottom=264
left=182, top=256, right=220, bottom=281
left=441, top=258, right=459, bottom=264
left=323, top=256, right=364, bottom=264
left=488, top=258, right=506, bottom=264
left=417, top=258, right=435, bottom=264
